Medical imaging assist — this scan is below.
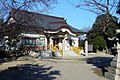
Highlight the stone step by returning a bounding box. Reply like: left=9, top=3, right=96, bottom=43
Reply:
left=64, top=50, right=78, bottom=57
left=105, top=72, right=120, bottom=80
left=110, top=61, right=120, bottom=68
left=107, top=67, right=120, bottom=74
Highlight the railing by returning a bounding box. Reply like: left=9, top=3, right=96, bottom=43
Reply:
left=50, top=45, right=63, bottom=53
left=22, top=44, right=46, bottom=50
left=22, top=45, right=40, bottom=50
left=70, top=46, right=83, bottom=55
left=49, top=45, right=83, bottom=55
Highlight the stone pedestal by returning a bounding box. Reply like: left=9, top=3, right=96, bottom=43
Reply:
left=105, top=46, right=120, bottom=80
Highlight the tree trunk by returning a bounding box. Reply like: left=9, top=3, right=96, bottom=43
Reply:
left=105, top=46, right=109, bottom=54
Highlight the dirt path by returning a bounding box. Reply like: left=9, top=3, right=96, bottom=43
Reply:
left=0, top=57, right=109, bottom=80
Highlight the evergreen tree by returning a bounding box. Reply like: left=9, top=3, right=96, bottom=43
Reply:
left=87, top=14, right=118, bottom=52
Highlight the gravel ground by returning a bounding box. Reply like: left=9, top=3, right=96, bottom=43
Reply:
left=0, top=54, right=113, bottom=80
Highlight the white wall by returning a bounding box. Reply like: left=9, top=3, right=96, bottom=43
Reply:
left=70, top=37, right=79, bottom=47
left=64, top=39, right=70, bottom=50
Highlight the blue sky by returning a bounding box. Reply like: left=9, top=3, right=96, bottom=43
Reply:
left=48, top=0, right=119, bottom=30
left=48, top=0, right=97, bottom=30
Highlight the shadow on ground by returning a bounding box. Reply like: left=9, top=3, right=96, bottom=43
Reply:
left=0, top=50, right=12, bottom=64
left=0, top=64, right=61, bottom=80
left=0, top=56, right=14, bottom=65
left=86, top=56, right=113, bottom=77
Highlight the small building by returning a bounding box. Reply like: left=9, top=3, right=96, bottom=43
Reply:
left=0, top=8, right=86, bottom=56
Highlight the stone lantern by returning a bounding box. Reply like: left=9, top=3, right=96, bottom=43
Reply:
left=105, top=29, right=120, bottom=80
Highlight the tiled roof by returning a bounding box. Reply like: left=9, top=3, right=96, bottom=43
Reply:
left=9, top=8, right=84, bottom=34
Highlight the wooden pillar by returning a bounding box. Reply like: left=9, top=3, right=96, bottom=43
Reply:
left=62, top=38, right=65, bottom=58
left=49, top=37, right=53, bottom=50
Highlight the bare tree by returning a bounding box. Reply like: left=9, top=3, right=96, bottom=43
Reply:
left=116, top=1, right=120, bottom=14
left=0, top=0, right=57, bottom=53
left=69, top=0, right=119, bottom=33
left=0, top=0, right=57, bottom=45
left=0, top=0, right=57, bottom=19
left=68, top=0, right=119, bottom=53
left=0, top=0, right=57, bottom=38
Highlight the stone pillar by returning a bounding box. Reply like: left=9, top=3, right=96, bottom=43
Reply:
left=85, top=40, right=88, bottom=56
left=105, top=44, right=120, bottom=80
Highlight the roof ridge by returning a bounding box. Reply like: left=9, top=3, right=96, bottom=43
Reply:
left=10, top=8, right=65, bottom=20
left=49, top=21, right=66, bottom=24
